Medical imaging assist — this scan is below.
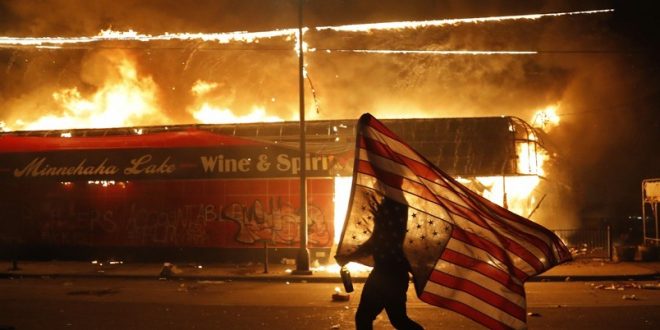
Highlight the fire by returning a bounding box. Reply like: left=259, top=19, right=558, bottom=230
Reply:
left=0, top=9, right=613, bottom=49
left=192, top=105, right=283, bottom=124
left=471, top=176, right=541, bottom=217
left=532, top=105, right=561, bottom=132
left=9, top=51, right=168, bottom=131
left=189, top=79, right=285, bottom=124
left=316, top=9, right=613, bottom=32
left=0, top=28, right=297, bottom=48
left=517, top=133, right=548, bottom=177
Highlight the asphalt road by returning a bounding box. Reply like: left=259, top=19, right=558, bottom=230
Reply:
left=1, top=278, right=659, bottom=329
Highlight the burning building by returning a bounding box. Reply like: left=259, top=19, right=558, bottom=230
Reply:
left=0, top=116, right=568, bottom=263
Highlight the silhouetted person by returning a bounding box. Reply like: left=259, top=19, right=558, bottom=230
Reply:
left=337, top=193, right=424, bottom=330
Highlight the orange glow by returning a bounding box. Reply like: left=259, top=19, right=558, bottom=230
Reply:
left=8, top=51, right=168, bottom=131
left=471, top=176, right=540, bottom=217
left=188, top=79, right=285, bottom=124
left=532, top=105, right=560, bottom=132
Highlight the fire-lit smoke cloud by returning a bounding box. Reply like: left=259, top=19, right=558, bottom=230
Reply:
left=0, top=0, right=656, bottom=220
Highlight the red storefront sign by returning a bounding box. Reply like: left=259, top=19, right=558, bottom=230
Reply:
left=0, top=129, right=338, bottom=249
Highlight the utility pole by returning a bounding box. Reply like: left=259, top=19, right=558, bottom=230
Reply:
left=293, top=0, right=312, bottom=275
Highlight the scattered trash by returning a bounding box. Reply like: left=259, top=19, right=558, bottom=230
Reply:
left=527, top=312, right=541, bottom=317
left=622, top=294, right=638, bottom=300
left=330, top=324, right=341, bottom=329
left=159, top=262, right=182, bottom=279
left=332, top=287, right=350, bottom=302
left=592, top=282, right=644, bottom=291
left=564, top=277, right=571, bottom=282
left=281, top=258, right=296, bottom=265
left=642, top=283, right=660, bottom=290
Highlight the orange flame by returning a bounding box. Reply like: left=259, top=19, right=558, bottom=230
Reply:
left=10, top=51, right=168, bottom=131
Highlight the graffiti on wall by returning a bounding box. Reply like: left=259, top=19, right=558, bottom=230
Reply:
left=33, top=196, right=331, bottom=248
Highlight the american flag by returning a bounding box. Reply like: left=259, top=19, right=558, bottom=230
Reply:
left=336, top=113, right=572, bottom=330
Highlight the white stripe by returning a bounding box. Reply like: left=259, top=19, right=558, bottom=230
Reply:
left=355, top=173, right=453, bottom=221
left=435, top=255, right=526, bottom=308
left=363, top=126, right=425, bottom=163
left=457, top=184, right=559, bottom=266
left=363, top=123, right=560, bottom=271
left=359, top=148, right=422, bottom=184
left=423, top=281, right=527, bottom=329
left=356, top=170, right=538, bottom=276
left=423, top=176, right=471, bottom=209
left=447, top=236, right=534, bottom=279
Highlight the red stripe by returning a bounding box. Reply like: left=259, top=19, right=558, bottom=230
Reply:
left=428, top=270, right=527, bottom=321
left=360, top=133, right=453, bottom=191
left=460, top=189, right=558, bottom=263
left=360, top=114, right=403, bottom=141
left=364, top=117, right=566, bottom=267
left=444, top=200, right=546, bottom=276
left=440, top=248, right=525, bottom=295
left=419, top=291, right=515, bottom=330
left=357, top=160, right=443, bottom=205
left=451, top=228, right=529, bottom=281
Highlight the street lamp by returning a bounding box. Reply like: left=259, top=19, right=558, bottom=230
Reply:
left=293, top=0, right=312, bottom=275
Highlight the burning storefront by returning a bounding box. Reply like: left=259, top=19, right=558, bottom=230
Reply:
left=0, top=115, right=568, bottom=263
left=0, top=128, right=340, bottom=262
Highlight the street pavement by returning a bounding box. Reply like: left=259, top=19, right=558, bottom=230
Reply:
left=1, top=258, right=659, bottom=283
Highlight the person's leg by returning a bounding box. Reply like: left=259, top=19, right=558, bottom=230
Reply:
left=355, top=275, right=385, bottom=330
left=384, top=298, right=424, bottom=330
left=383, top=277, right=424, bottom=330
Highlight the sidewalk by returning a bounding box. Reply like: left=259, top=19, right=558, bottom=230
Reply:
left=1, top=259, right=659, bottom=282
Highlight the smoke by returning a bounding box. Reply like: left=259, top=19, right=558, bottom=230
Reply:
left=0, top=0, right=657, bottom=219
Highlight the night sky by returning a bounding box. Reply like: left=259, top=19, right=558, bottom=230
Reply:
left=0, top=0, right=658, bottom=223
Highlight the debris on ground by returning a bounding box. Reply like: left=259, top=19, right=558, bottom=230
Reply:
left=527, top=312, right=541, bottom=317
left=622, top=294, right=638, bottom=300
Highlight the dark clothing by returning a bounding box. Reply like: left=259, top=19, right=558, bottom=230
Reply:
left=353, top=197, right=424, bottom=330
left=356, top=265, right=424, bottom=330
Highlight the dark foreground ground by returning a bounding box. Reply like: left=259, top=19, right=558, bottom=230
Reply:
left=1, top=276, right=660, bottom=330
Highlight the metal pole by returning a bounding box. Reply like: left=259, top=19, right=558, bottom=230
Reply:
left=642, top=180, right=647, bottom=244
left=293, top=0, right=311, bottom=275
left=607, top=225, right=612, bottom=261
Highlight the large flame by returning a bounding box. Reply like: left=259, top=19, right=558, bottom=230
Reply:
left=9, top=51, right=168, bottom=131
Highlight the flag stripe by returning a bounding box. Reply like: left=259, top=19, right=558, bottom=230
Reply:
left=421, top=283, right=527, bottom=330
left=419, top=291, right=519, bottom=330
left=356, top=163, right=542, bottom=279
left=447, top=230, right=531, bottom=281
left=439, top=248, right=525, bottom=296
left=337, top=113, right=571, bottom=330
left=359, top=133, right=550, bottom=275
left=428, top=270, right=527, bottom=320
